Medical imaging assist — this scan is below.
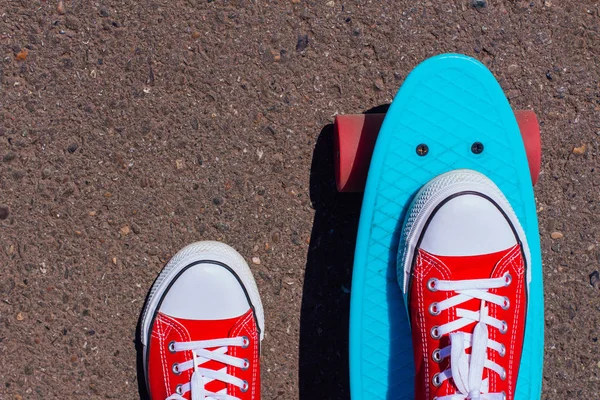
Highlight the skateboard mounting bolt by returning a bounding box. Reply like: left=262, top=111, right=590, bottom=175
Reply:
left=471, top=142, right=484, bottom=154
left=416, top=144, right=429, bottom=156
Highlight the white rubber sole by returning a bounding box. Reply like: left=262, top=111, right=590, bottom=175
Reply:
left=397, top=169, right=531, bottom=295
left=140, top=241, right=265, bottom=350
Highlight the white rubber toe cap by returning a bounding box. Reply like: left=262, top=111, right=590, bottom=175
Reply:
left=398, top=170, right=531, bottom=294
left=159, top=263, right=251, bottom=320
left=420, top=194, right=517, bottom=256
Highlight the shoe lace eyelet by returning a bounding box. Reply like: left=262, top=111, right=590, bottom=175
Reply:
left=168, top=341, right=176, bottom=353
left=501, top=391, right=506, bottom=400
left=499, top=344, right=506, bottom=357
left=427, top=278, right=439, bottom=292
left=500, top=320, right=508, bottom=334
left=432, top=348, right=442, bottom=363
left=240, top=380, right=249, bottom=392
left=172, top=363, right=181, bottom=375
left=504, top=273, right=512, bottom=286
left=242, top=358, right=250, bottom=370
left=175, top=384, right=183, bottom=395
left=428, top=302, right=441, bottom=316
left=242, top=336, right=250, bottom=348
left=432, top=373, right=442, bottom=387
left=500, top=369, right=507, bottom=381
left=430, top=326, right=442, bottom=340
left=501, top=296, right=510, bottom=310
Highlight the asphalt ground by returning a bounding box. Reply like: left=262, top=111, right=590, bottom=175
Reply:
left=0, top=1, right=599, bottom=398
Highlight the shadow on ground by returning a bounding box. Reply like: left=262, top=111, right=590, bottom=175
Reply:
left=299, top=105, right=389, bottom=399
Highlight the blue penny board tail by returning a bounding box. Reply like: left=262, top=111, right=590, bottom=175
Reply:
left=348, top=53, right=543, bottom=399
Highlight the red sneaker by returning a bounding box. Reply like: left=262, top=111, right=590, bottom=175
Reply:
left=141, top=241, right=264, bottom=400
left=398, top=170, right=530, bottom=400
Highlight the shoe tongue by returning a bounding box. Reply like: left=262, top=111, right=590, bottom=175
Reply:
left=424, top=246, right=516, bottom=281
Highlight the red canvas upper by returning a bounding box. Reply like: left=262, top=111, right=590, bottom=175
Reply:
left=147, top=308, right=260, bottom=399
left=409, top=244, right=526, bottom=400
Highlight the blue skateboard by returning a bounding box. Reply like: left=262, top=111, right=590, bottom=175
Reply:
left=333, top=54, right=543, bottom=399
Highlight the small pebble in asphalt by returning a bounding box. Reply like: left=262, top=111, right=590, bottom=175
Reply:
left=15, top=49, right=28, bottom=61
left=471, top=0, right=487, bottom=9
left=573, top=144, right=586, bottom=155
left=296, top=34, right=309, bottom=52
left=131, top=223, right=141, bottom=234
left=0, top=206, right=9, bottom=220
left=67, top=143, right=78, bottom=153
left=551, top=231, right=564, bottom=239
left=590, top=271, right=600, bottom=289
left=252, top=257, right=261, bottom=265
left=0, top=206, right=9, bottom=219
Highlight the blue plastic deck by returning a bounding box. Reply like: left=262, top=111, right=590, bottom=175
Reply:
left=348, top=54, right=543, bottom=399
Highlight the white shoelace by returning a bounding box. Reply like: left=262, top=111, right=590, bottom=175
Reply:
left=166, top=336, right=250, bottom=400
left=429, top=273, right=512, bottom=400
